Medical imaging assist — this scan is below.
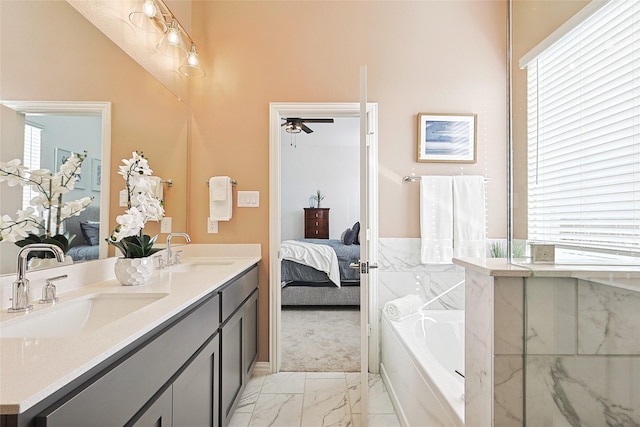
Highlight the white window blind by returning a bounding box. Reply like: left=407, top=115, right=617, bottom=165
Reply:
left=525, top=0, right=640, bottom=253
left=23, top=123, right=42, bottom=210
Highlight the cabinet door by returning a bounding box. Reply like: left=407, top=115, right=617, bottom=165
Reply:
left=130, top=387, right=172, bottom=427
left=220, top=309, right=243, bottom=427
left=243, top=291, right=258, bottom=379
left=173, top=333, right=220, bottom=427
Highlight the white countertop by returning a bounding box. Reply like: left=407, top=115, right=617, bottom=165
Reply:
left=0, top=244, right=261, bottom=415
left=453, top=257, right=640, bottom=292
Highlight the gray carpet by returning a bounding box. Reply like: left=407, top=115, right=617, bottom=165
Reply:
left=281, top=307, right=361, bottom=372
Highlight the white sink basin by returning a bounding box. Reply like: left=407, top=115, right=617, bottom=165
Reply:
left=0, top=293, right=168, bottom=338
left=171, top=260, right=236, bottom=272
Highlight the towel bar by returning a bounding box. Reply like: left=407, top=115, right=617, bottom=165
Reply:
left=403, top=175, right=490, bottom=183
left=206, top=178, right=237, bottom=186
left=161, top=179, right=173, bottom=187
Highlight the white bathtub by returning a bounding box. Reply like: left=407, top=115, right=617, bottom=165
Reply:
left=381, top=310, right=465, bottom=427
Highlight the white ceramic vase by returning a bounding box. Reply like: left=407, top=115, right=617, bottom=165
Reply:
left=114, top=257, right=154, bottom=286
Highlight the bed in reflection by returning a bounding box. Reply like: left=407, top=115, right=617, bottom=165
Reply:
left=280, top=239, right=360, bottom=306
left=65, top=205, right=100, bottom=262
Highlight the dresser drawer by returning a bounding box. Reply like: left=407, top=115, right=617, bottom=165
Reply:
left=304, top=208, right=330, bottom=239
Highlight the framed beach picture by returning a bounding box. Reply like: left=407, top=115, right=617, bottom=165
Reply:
left=55, top=147, right=85, bottom=189
left=91, top=158, right=101, bottom=192
left=417, top=113, right=477, bottom=163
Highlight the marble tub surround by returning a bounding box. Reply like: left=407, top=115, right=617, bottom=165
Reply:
left=0, top=244, right=261, bottom=415
left=378, top=238, right=465, bottom=311
left=456, top=257, right=640, bottom=426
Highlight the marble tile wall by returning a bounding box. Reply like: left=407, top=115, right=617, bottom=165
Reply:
left=525, top=277, right=640, bottom=425
left=378, top=238, right=465, bottom=312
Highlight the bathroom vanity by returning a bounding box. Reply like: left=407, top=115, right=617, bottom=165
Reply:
left=0, top=244, right=261, bottom=427
left=454, top=257, right=640, bottom=426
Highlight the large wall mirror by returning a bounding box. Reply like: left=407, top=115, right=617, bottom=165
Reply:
left=0, top=1, right=189, bottom=275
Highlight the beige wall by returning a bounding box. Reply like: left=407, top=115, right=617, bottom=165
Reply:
left=511, top=0, right=589, bottom=238
left=0, top=1, right=189, bottom=250
left=188, top=1, right=508, bottom=363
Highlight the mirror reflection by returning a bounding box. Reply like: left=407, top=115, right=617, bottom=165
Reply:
left=0, top=0, right=189, bottom=275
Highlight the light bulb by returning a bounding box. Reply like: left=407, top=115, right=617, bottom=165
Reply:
left=142, top=0, right=157, bottom=17
left=187, top=52, right=199, bottom=66
left=168, top=29, right=180, bottom=45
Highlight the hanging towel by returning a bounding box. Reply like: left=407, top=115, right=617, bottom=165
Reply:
left=209, top=176, right=233, bottom=221
left=452, top=175, right=486, bottom=259
left=383, top=294, right=424, bottom=321
left=420, top=176, right=453, bottom=264
left=148, top=176, right=163, bottom=203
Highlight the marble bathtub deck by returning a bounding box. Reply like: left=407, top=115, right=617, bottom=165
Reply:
left=229, top=372, right=401, bottom=427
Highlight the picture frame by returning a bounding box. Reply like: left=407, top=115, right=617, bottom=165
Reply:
left=417, top=113, right=477, bottom=163
left=55, top=147, right=85, bottom=189
left=91, top=158, right=101, bottom=192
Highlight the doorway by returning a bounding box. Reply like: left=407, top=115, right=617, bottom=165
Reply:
left=268, top=102, right=379, bottom=374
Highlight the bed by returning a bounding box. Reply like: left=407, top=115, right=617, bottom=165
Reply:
left=280, top=238, right=361, bottom=306
left=65, top=205, right=101, bottom=262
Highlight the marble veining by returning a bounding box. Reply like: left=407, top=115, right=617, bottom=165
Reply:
left=577, top=280, right=640, bottom=355
left=526, top=357, right=640, bottom=426
left=494, top=277, right=524, bottom=355
left=494, top=356, right=523, bottom=425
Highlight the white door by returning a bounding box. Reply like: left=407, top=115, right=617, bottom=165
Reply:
left=357, top=65, right=379, bottom=424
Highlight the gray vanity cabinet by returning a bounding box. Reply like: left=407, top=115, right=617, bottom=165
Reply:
left=219, top=266, right=259, bottom=427
left=16, top=263, right=260, bottom=427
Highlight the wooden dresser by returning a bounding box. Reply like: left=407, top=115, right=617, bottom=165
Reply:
left=304, top=208, right=330, bottom=239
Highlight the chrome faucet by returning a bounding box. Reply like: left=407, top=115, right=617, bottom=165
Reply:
left=166, top=233, right=191, bottom=266
left=9, top=244, right=65, bottom=312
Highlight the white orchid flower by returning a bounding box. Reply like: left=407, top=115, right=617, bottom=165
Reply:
left=0, top=159, right=27, bottom=186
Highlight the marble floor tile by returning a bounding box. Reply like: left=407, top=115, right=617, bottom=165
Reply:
left=346, top=373, right=395, bottom=414
left=261, top=372, right=306, bottom=394
left=236, top=374, right=267, bottom=413
left=234, top=372, right=400, bottom=427
left=249, top=393, right=304, bottom=427
left=352, top=413, right=401, bottom=427
left=301, top=378, right=351, bottom=427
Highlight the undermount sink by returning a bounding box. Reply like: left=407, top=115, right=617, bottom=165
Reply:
left=172, top=260, right=236, bottom=272
left=0, top=293, right=168, bottom=338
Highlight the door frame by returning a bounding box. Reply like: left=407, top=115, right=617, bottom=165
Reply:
left=268, top=102, right=379, bottom=373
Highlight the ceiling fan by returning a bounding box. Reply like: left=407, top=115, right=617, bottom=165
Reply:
left=282, top=118, right=334, bottom=134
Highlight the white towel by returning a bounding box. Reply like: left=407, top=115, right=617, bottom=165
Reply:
left=148, top=176, right=163, bottom=202
left=453, top=175, right=486, bottom=259
left=420, top=176, right=453, bottom=264
left=209, top=176, right=232, bottom=221
left=383, top=294, right=424, bottom=321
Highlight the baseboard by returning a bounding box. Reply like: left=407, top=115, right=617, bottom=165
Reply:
left=380, top=362, right=409, bottom=427
left=252, top=361, right=271, bottom=376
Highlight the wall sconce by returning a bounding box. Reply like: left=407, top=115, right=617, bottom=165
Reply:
left=128, top=0, right=205, bottom=78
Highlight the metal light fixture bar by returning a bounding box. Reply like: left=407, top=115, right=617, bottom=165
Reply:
left=128, top=0, right=205, bottom=78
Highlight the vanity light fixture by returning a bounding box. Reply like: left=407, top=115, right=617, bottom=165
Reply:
left=178, top=44, right=206, bottom=78
left=128, top=0, right=205, bottom=78
left=157, top=19, right=187, bottom=58
left=128, top=0, right=167, bottom=33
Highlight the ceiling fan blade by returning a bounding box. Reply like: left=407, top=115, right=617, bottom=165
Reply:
left=300, top=118, right=334, bottom=123
left=301, top=123, right=314, bottom=133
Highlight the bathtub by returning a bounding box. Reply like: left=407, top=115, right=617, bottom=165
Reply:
left=381, top=310, right=465, bottom=427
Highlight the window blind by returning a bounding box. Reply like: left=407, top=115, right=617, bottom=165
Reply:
left=22, top=123, right=42, bottom=210
left=526, top=0, right=639, bottom=253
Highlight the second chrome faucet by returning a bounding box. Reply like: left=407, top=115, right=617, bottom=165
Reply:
left=165, top=233, right=191, bottom=267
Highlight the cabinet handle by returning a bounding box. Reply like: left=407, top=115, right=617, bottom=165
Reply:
left=315, top=230, right=318, bottom=234
left=315, top=213, right=319, bottom=218
left=315, top=221, right=318, bottom=226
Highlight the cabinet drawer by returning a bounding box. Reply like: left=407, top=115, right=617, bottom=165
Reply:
left=219, top=265, right=259, bottom=322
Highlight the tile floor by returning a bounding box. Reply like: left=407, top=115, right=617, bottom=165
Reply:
left=229, top=372, right=401, bottom=427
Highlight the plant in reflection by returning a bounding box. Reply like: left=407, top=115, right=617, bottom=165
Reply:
left=107, top=151, right=164, bottom=258
left=0, top=153, right=93, bottom=254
